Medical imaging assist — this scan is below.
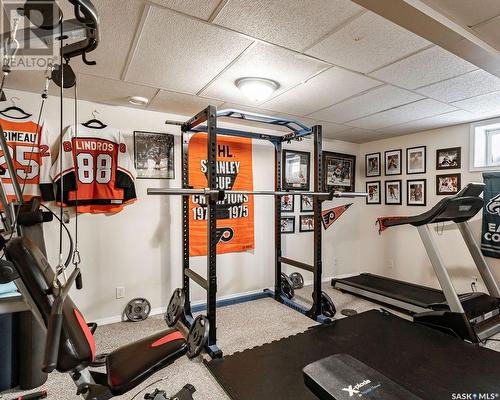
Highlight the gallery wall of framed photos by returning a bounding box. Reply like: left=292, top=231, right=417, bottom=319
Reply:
left=363, top=140, right=463, bottom=207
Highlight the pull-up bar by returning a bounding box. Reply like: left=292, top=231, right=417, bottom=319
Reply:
left=147, top=187, right=368, bottom=199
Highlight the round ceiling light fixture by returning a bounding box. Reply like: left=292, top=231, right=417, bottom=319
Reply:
left=235, top=77, right=280, bottom=103
left=128, top=96, right=149, bottom=106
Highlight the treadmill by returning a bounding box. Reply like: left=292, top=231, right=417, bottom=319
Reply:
left=332, top=182, right=500, bottom=343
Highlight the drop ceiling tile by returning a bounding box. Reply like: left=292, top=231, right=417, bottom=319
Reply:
left=349, top=99, right=458, bottom=130
left=421, top=0, right=500, bottom=27
left=416, top=70, right=500, bottom=103
left=308, top=85, right=423, bottom=123
left=452, top=91, right=500, bottom=116
left=200, top=42, right=328, bottom=106
left=306, top=12, right=430, bottom=74
left=213, top=0, right=363, bottom=51
left=147, top=90, right=223, bottom=116
left=126, top=7, right=254, bottom=94
left=70, top=0, right=145, bottom=79
left=370, top=46, right=477, bottom=89
left=148, top=0, right=221, bottom=20
left=262, top=67, right=382, bottom=116
left=272, top=113, right=349, bottom=136
left=3, top=70, right=60, bottom=97
left=381, top=110, right=477, bottom=135
left=331, top=127, right=382, bottom=143
left=473, top=16, right=500, bottom=51
left=77, top=75, right=158, bottom=108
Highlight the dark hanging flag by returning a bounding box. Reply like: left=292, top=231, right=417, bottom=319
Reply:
left=321, top=204, right=352, bottom=230
left=481, top=172, right=500, bottom=258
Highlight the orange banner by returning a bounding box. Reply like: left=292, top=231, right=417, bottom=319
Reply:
left=321, top=204, right=352, bottom=230
left=188, top=133, right=254, bottom=256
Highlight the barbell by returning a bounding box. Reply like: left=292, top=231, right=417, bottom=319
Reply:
left=147, top=188, right=368, bottom=199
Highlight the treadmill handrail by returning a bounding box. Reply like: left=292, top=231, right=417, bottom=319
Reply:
left=378, top=183, right=485, bottom=231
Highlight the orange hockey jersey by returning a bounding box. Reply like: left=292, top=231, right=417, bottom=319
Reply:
left=0, top=115, right=54, bottom=202
left=50, top=125, right=137, bottom=214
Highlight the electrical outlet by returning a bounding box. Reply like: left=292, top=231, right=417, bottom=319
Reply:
left=116, top=287, right=125, bottom=299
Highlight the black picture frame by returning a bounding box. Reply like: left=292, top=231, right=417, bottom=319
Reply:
left=385, top=149, right=402, bottom=176
left=385, top=180, right=402, bottom=205
left=323, top=151, right=356, bottom=192
left=280, top=216, right=295, bottom=234
left=300, top=194, right=314, bottom=212
left=436, top=173, right=461, bottom=195
left=280, top=194, right=295, bottom=212
left=365, top=152, right=381, bottom=177
left=299, top=215, right=314, bottom=232
left=407, top=179, right=427, bottom=206
left=282, top=150, right=310, bottom=191
left=366, top=181, right=381, bottom=205
left=134, top=131, right=175, bottom=179
left=406, top=146, right=426, bottom=175
left=436, top=147, right=462, bottom=170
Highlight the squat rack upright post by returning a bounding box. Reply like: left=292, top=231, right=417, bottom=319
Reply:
left=164, top=106, right=333, bottom=357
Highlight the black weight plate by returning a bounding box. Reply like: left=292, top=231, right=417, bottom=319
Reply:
left=165, top=288, right=185, bottom=327
left=186, top=315, right=210, bottom=359
left=321, top=291, right=336, bottom=318
left=289, top=272, right=304, bottom=289
left=124, top=298, right=151, bottom=322
left=281, top=272, right=295, bottom=300
left=341, top=309, right=358, bottom=317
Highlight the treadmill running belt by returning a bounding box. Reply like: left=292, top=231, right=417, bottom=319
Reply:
left=335, top=274, right=446, bottom=307
left=206, top=310, right=500, bottom=400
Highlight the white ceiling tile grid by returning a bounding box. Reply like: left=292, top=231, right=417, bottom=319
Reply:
left=77, top=74, right=158, bottom=108
left=200, top=42, right=328, bottom=106
left=148, top=90, right=224, bottom=116
left=308, top=85, right=424, bottom=124
left=452, top=91, right=500, bottom=116
left=348, top=99, right=458, bottom=130
left=70, top=0, right=145, bottom=80
left=213, top=0, right=363, bottom=52
left=369, top=46, right=478, bottom=90
left=262, top=67, right=382, bottom=116
left=416, top=70, right=500, bottom=103
left=125, top=6, right=254, bottom=94
left=148, top=0, right=222, bottom=20
left=332, top=127, right=383, bottom=143
left=306, top=11, right=431, bottom=74
left=381, top=110, right=477, bottom=135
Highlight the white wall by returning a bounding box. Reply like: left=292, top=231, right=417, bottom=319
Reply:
left=358, top=124, right=500, bottom=294
left=4, top=88, right=362, bottom=322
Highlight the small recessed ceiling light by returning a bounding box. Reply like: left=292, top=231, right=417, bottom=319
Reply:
left=235, top=77, right=280, bottom=103
left=128, top=96, right=149, bottom=106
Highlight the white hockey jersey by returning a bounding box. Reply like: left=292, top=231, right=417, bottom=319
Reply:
left=0, top=115, right=54, bottom=202
left=50, top=125, right=137, bottom=214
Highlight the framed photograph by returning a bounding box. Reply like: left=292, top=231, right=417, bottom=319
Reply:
left=385, top=180, right=402, bottom=205
left=280, top=217, right=295, bottom=234
left=406, top=146, right=426, bottom=174
left=301, top=194, right=314, bottom=212
left=436, top=147, right=461, bottom=170
left=299, top=215, right=314, bottom=232
left=436, top=174, right=461, bottom=195
left=280, top=194, right=295, bottom=212
left=323, top=151, right=356, bottom=192
left=407, top=179, right=427, bottom=206
left=134, top=131, right=175, bottom=179
left=366, top=181, right=381, bottom=205
left=365, top=152, right=381, bottom=177
left=385, top=149, right=402, bottom=176
left=283, top=150, right=310, bottom=191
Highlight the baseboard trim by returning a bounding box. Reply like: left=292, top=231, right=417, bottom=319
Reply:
left=92, top=277, right=335, bottom=326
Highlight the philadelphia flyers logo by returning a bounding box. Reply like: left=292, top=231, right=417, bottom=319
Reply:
left=216, top=227, right=234, bottom=243
left=324, top=211, right=336, bottom=225
left=487, top=194, right=500, bottom=216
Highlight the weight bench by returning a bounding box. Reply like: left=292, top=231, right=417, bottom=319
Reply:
left=3, top=237, right=206, bottom=400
